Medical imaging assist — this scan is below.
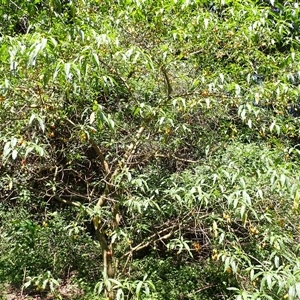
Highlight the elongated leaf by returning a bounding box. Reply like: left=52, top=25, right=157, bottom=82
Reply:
left=11, top=149, right=18, bottom=160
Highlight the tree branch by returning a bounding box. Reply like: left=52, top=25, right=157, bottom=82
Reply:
left=155, top=153, right=198, bottom=163
left=120, top=224, right=177, bottom=260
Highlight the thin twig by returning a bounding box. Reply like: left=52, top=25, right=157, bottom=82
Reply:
left=155, top=153, right=198, bottom=163
left=194, top=284, right=216, bottom=294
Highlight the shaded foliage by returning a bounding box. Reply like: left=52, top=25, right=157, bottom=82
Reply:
left=1, top=0, right=300, bottom=299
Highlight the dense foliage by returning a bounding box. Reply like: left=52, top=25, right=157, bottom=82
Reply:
left=1, top=0, right=300, bottom=299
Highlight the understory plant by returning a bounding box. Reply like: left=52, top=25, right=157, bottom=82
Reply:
left=1, top=0, right=300, bottom=299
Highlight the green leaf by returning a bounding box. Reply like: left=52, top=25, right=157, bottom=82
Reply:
left=92, top=52, right=100, bottom=68
left=289, top=285, right=296, bottom=298
left=295, top=282, right=300, bottom=298
left=64, top=63, right=71, bottom=80
left=25, top=146, right=34, bottom=158
left=116, top=288, right=124, bottom=300
left=240, top=205, right=246, bottom=220
left=3, top=142, right=11, bottom=158
left=136, top=280, right=143, bottom=299
left=34, top=145, right=44, bottom=157
left=29, top=114, right=36, bottom=125
left=37, top=117, right=45, bottom=132
left=11, top=137, right=18, bottom=148
left=266, top=274, right=272, bottom=290
left=11, top=149, right=18, bottom=160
